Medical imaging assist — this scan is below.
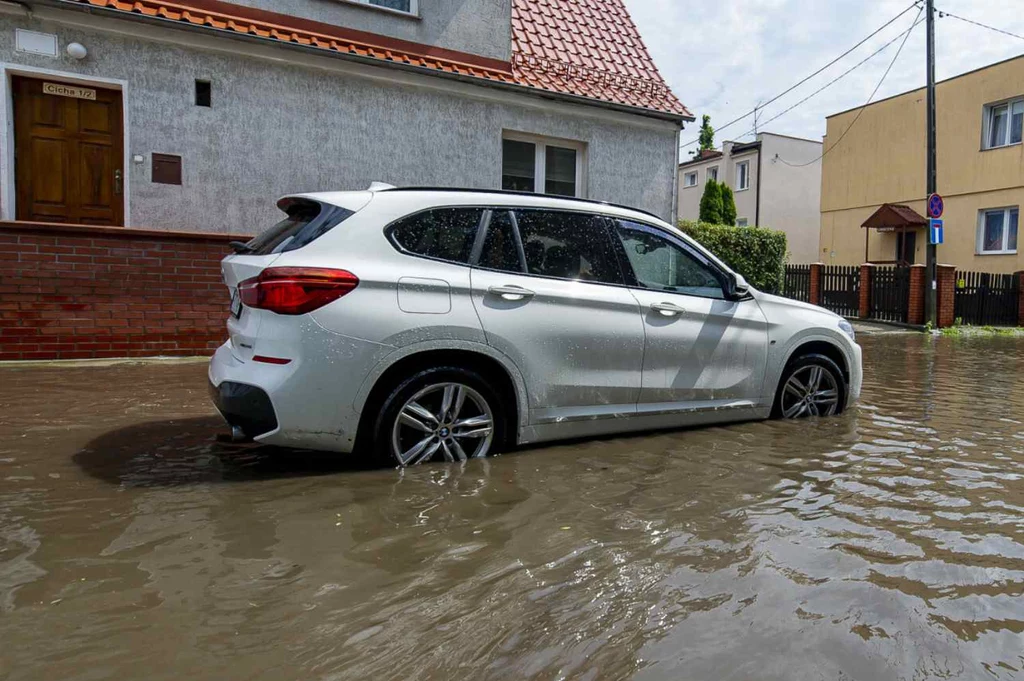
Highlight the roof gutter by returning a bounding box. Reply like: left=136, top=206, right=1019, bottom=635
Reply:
left=40, top=0, right=691, bottom=125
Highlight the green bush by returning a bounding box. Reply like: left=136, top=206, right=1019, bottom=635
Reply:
left=720, top=184, right=737, bottom=226
left=698, top=180, right=723, bottom=224
left=678, top=220, right=788, bottom=293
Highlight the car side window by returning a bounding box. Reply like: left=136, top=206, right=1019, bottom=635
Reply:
left=513, top=209, right=623, bottom=285
left=614, top=220, right=726, bottom=299
left=389, top=208, right=485, bottom=264
left=477, top=210, right=523, bottom=273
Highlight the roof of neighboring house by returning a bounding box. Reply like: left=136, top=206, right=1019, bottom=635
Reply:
left=679, top=149, right=723, bottom=168
left=60, top=0, right=690, bottom=120
left=730, top=140, right=762, bottom=155
left=511, top=0, right=692, bottom=119
left=862, top=203, right=928, bottom=229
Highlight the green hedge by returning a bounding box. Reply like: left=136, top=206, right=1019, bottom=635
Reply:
left=678, top=220, right=788, bottom=294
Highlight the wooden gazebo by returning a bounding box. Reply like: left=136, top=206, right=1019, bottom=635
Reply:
left=861, top=203, right=928, bottom=265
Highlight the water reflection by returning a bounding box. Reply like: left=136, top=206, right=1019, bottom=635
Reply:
left=1, top=334, right=1023, bottom=680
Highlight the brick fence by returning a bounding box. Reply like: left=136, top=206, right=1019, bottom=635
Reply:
left=0, top=222, right=250, bottom=361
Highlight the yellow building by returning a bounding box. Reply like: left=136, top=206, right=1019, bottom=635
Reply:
left=819, top=55, right=1023, bottom=273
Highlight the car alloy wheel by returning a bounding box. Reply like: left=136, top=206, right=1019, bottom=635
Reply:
left=780, top=364, right=840, bottom=418
left=390, top=382, right=495, bottom=465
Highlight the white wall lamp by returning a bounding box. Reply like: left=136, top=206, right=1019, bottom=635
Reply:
left=66, top=42, right=88, bottom=60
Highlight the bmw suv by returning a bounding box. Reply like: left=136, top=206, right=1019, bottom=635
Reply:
left=209, top=186, right=862, bottom=466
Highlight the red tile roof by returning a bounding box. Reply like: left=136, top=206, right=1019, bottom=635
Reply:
left=61, top=0, right=689, bottom=119
left=511, top=0, right=691, bottom=119
left=862, top=204, right=928, bottom=229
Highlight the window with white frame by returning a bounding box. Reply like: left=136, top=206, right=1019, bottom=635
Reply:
left=345, top=0, right=417, bottom=14
left=683, top=171, right=698, bottom=188
left=736, top=161, right=750, bottom=191
left=737, top=218, right=749, bottom=227
left=707, top=166, right=718, bottom=182
left=977, top=207, right=1018, bottom=254
left=983, top=98, right=1024, bottom=149
left=502, top=135, right=585, bottom=198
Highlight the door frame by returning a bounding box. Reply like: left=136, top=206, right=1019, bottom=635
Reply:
left=1, top=63, right=131, bottom=225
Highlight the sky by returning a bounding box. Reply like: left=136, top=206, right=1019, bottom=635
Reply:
left=623, top=0, right=1024, bottom=158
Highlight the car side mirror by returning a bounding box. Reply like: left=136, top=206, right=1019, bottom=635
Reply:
left=728, top=274, right=750, bottom=299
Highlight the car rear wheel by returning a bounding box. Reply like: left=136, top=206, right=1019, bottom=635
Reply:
left=772, top=354, right=846, bottom=419
left=373, top=367, right=506, bottom=467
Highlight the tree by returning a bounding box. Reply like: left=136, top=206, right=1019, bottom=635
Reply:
left=720, top=183, right=737, bottom=226
left=698, top=179, right=723, bottom=224
left=691, top=115, right=715, bottom=159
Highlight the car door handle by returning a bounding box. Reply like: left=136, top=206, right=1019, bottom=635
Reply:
left=488, top=285, right=535, bottom=302
left=651, top=302, right=686, bottom=317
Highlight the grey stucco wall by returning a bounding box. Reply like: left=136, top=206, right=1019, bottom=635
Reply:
left=228, top=0, right=512, bottom=61
left=1, top=13, right=677, bottom=232
left=2, top=12, right=679, bottom=231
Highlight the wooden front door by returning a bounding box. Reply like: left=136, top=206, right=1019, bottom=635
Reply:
left=12, top=76, right=124, bottom=225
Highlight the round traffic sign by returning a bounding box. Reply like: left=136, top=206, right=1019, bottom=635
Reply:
left=927, top=193, right=944, bottom=219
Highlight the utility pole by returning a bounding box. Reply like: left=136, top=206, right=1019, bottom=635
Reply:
left=925, top=0, right=938, bottom=326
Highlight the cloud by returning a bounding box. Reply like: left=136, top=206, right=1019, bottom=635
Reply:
left=625, top=0, right=1024, bottom=157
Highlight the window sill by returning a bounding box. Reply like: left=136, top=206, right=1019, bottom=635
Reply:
left=683, top=185, right=698, bottom=189
left=980, top=141, right=1022, bottom=152
left=334, top=0, right=421, bottom=20
left=976, top=250, right=1018, bottom=256
left=736, top=187, right=750, bottom=192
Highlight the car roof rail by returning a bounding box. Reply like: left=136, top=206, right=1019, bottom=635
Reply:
left=376, top=186, right=664, bottom=222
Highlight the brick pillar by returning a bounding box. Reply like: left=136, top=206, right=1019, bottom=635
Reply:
left=809, top=263, right=823, bottom=305
left=907, top=264, right=926, bottom=326
left=859, top=264, right=873, bottom=319
left=936, top=264, right=957, bottom=328
left=1016, top=271, right=1024, bottom=326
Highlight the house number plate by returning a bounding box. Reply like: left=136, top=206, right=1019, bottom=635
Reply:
left=43, top=82, right=97, bottom=100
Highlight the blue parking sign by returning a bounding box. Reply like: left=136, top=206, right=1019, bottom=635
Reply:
left=929, top=218, right=944, bottom=245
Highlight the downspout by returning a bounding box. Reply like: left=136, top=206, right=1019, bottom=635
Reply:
left=670, top=127, right=681, bottom=225
left=755, top=145, right=763, bottom=227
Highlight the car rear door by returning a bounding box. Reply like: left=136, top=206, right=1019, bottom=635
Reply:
left=469, top=208, right=645, bottom=427
left=610, top=218, right=769, bottom=415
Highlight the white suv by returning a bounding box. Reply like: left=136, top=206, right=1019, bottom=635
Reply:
left=209, top=187, right=862, bottom=466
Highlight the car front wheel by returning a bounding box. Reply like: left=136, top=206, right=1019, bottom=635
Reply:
left=373, top=367, right=506, bottom=467
left=772, top=354, right=847, bottom=419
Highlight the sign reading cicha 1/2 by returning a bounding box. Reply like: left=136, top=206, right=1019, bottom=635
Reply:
left=43, top=82, right=97, bottom=101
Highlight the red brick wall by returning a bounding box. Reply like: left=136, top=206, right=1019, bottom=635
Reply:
left=936, top=264, right=957, bottom=328
left=858, top=264, right=873, bottom=319
left=0, top=222, right=250, bottom=361
left=907, top=264, right=926, bottom=326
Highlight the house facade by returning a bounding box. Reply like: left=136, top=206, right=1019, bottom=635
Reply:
left=678, top=132, right=822, bottom=263
left=0, top=0, right=691, bottom=233
left=820, top=55, right=1024, bottom=273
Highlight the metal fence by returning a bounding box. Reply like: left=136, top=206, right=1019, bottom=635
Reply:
left=783, top=264, right=812, bottom=303
left=820, top=265, right=860, bottom=318
left=954, top=271, right=1021, bottom=326
left=870, top=266, right=911, bottom=323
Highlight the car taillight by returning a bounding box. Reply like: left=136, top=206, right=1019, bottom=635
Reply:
left=238, top=268, right=359, bottom=315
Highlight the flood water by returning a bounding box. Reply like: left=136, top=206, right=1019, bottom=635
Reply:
left=2, top=333, right=1024, bottom=680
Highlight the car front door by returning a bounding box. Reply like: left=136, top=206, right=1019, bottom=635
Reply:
left=469, top=208, right=645, bottom=430
left=610, top=219, right=769, bottom=415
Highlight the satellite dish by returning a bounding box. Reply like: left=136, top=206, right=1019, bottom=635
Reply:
left=367, top=182, right=397, bottom=192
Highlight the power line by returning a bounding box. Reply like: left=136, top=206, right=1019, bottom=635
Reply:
left=773, top=6, right=923, bottom=168
left=936, top=7, right=1024, bottom=42
left=679, top=1, right=920, bottom=151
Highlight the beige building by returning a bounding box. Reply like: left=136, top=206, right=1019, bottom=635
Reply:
left=678, top=132, right=823, bottom=263
left=820, top=55, right=1024, bottom=273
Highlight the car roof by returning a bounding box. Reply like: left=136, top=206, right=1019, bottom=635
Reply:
left=299, top=187, right=669, bottom=226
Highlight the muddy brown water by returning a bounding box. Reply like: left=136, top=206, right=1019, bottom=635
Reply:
left=2, top=334, right=1024, bottom=680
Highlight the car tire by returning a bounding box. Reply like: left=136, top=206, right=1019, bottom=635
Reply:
left=372, top=366, right=508, bottom=467
left=772, top=353, right=847, bottom=419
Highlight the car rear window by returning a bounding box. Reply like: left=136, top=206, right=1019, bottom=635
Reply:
left=245, top=199, right=354, bottom=255
left=388, top=208, right=485, bottom=264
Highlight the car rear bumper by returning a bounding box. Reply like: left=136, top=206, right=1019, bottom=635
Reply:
left=208, top=379, right=278, bottom=439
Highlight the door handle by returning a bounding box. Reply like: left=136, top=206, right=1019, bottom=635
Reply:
left=651, top=302, right=686, bottom=317
left=488, top=285, right=535, bottom=302
left=114, top=169, right=123, bottom=196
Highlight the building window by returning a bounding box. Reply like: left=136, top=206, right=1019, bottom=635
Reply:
left=346, top=0, right=417, bottom=14
left=707, top=166, right=718, bottom=182
left=737, top=218, right=749, bottom=227
left=195, top=80, right=211, bottom=107
left=502, top=134, right=585, bottom=198
left=983, top=98, right=1024, bottom=149
left=977, top=207, right=1018, bottom=254
left=736, top=161, right=750, bottom=191
left=683, top=171, right=698, bottom=188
